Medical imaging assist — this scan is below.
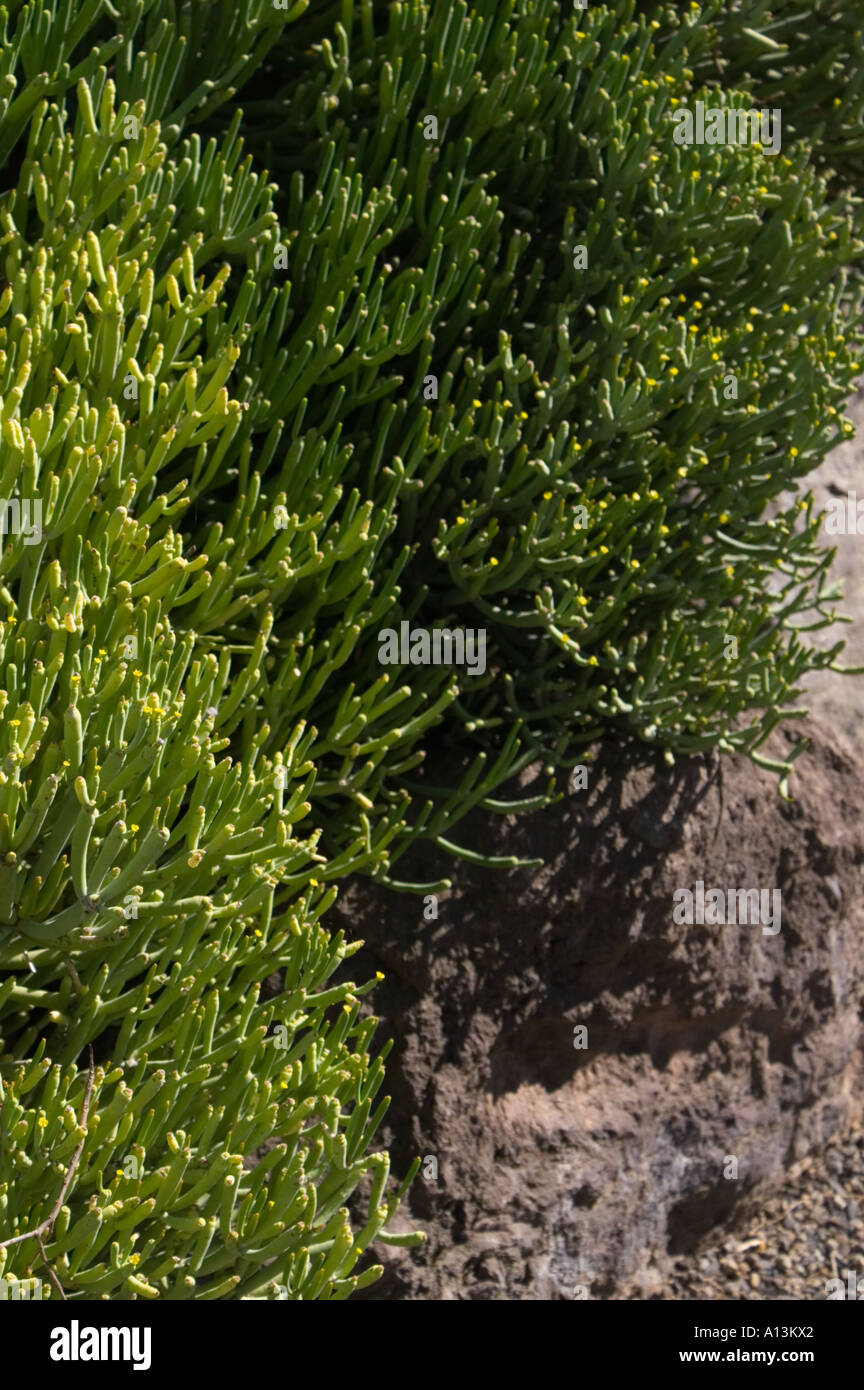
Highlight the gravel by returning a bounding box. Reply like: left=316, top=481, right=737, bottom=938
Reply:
left=656, top=1122, right=864, bottom=1300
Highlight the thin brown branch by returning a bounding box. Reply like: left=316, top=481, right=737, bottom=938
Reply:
left=0, top=1046, right=95, bottom=1254
left=36, top=1233, right=67, bottom=1302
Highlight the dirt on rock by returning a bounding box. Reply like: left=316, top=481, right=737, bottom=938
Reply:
left=327, top=718, right=864, bottom=1300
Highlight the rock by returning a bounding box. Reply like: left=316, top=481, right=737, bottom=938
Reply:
left=327, top=717, right=864, bottom=1300
left=782, top=378, right=864, bottom=757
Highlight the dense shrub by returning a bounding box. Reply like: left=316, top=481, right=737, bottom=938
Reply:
left=670, top=0, right=864, bottom=186
left=0, top=0, right=861, bottom=1298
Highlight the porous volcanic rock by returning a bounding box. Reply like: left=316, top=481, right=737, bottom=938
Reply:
left=328, top=719, right=864, bottom=1300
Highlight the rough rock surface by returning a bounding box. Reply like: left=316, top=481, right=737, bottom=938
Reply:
left=789, top=380, right=864, bottom=754
left=329, top=720, right=864, bottom=1300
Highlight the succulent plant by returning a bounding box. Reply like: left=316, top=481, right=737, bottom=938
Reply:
left=1, top=0, right=862, bottom=1298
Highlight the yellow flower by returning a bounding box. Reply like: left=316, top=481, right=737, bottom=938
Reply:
left=489, top=557, right=499, bottom=567
left=132, top=669, right=143, bottom=677
left=128, top=1254, right=141, bottom=1267
left=588, top=656, right=599, bottom=666
left=37, top=1115, right=48, bottom=1128
left=455, top=516, right=467, bottom=525
left=471, top=399, right=482, bottom=408
left=789, top=447, right=799, bottom=457
left=130, top=823, right=139, bottom=832
left=543, top=491, right=553, bottom=500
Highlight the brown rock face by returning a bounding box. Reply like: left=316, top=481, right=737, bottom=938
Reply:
left=328, top=719, right=864, bottom=1300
